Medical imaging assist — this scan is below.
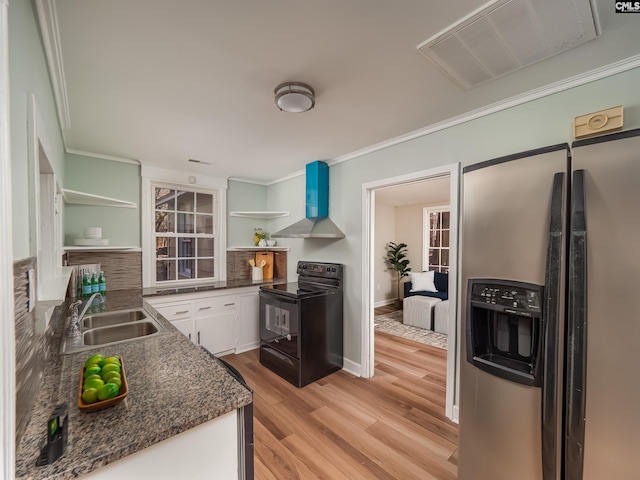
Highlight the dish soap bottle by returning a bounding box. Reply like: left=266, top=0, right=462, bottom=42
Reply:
left=98, top=271, right=107, bottom=294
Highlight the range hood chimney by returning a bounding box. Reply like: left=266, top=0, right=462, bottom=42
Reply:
left=271, top=161, right=345, bottom=239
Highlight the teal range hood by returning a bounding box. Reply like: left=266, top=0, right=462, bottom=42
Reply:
left=271, top=161, right=345, bottom=239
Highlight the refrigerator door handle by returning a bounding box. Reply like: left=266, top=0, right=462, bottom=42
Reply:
left=541, top=172, right=565, bottom=480
left=566, top=169, right=587, bottom=480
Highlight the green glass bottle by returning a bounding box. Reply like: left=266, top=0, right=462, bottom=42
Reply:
left=82, top=273, right=91, bottom=297
left=91, top=273, right=99, bottom=293
left=98, top=271, right=106, bottom=294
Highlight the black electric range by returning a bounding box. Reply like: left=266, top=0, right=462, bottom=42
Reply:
left=258, top=261, right=344, bottom=387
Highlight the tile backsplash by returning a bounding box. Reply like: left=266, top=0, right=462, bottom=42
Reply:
left=226, top=250, right=287, bottom=282
left=14, top=257, right=43, bottom=446
left=65, top=251, right=142, bottom=290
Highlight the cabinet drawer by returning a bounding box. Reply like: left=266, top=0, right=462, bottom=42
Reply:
left=194, top=296, right=238, bottom=316
left=155, top=303, right=192, bottom=321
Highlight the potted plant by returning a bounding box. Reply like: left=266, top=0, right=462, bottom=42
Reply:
left=385, top=242, right=411, bottom=308
left=254, top=228, right=268, bottom=246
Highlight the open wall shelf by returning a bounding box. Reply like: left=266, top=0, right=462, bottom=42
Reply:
left=229, top=211, right=289, bottom=219
left=63, top=189, right=137, bottom=208
left=63, top=246, right=141, bottom=252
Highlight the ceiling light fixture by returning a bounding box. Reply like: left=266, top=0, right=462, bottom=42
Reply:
left=274, top=82, right=315, bottom=113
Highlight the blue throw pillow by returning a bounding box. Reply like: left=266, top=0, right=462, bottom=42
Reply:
left=434, top=272, right=448, bottom=293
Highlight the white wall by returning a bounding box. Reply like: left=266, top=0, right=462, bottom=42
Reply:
left=395, top=204, right=425, bottom=274
left=227, top=180, right=268, bottom=247
left=266, top=66, right=640, bottom=369
left=373, top=203, right=395, bottom=306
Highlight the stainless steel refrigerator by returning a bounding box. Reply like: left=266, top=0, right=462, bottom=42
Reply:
left=459, top=128, right=640, bottom=480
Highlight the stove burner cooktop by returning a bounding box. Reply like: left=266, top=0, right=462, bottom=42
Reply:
left=260, top=261, right=344, bottom=299
left=260, top=282, right=330, bottom=299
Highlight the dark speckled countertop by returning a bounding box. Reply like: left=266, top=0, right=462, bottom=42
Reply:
left=15, top=289, right=254, bottom=479
left=142, top=276, right=287, bottom=297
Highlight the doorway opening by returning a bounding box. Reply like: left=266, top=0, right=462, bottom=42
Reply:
left=361, top=164, right=459, bottom=421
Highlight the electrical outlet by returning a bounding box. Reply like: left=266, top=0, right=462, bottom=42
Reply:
left=28, top=269, right=36, bottom=312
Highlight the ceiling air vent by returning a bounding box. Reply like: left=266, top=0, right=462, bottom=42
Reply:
left=417, top=0, right=598, bottom=90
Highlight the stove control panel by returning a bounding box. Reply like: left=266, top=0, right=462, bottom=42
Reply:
left=297, top=261, right=343, bottom=279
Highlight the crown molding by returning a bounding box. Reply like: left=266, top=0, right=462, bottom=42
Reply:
left=229, top=168, right=305, bottom=186
left=141, top=164, right=228, bottom=190
left=34, top=0, right=70, bottom=130
left=329, top=53, right=640, bottom=168
left=65, top=148, right=140, bottom=165
left=227, top=177, right=270, bottom=186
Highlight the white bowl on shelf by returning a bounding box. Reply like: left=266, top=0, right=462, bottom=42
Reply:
left=266, top=240, right=276, bottom=247
left=84, top=227, right=102, bottom=239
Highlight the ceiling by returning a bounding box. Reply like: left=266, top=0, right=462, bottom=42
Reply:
left=42, top=0, right=640, bottom=184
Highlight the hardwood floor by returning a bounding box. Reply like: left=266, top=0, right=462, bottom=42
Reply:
left=222, top=323, right=458, bottom=480
left=374, top=304, right=401, bottom=316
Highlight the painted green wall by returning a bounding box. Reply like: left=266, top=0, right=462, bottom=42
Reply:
left=9, top=0, right=66, bottom=260
left=64, top=153, right=141, bottom=247
left=266, top=67, right=640, bottom=368
left=226, top=180, right=270, bottom=247
left=8, top=0, right=640, bottom=368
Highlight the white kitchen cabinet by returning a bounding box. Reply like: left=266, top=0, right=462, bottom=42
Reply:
left=171, top=317, right=195, bottom=342
left=150, top=300, right=195, bottom=341
left=193, top=294, right=239, bottom=355
left=196, top=311, right=238, bottom=355
left=145, top=286, right=260, bottom=355
left=237, top=293, right=260, bottom=353
left=152, top=301, right=192, bottom=321
left=82, top=410, right=238, bottom=480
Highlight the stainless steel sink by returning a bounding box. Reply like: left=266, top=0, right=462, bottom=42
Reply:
left=82, top=309, right=147, bottom=328
left=60, top=307, right=167, bottom=355
left=83, top=322, right=158, bottom=345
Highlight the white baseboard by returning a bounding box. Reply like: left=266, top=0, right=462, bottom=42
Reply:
left=374, top=299, right=397, bottom=308
left=235, top=342, right=259, bottom=354
left=342, top=357, right=361, bottom=377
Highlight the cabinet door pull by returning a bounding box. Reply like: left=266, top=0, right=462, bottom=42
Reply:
left=224, top=303, right=236, bottom=307
left=198, top=306, right=211, bottom=311
left=197, top=331, right=200, bottom=344
left=188, top=333, right=191, bottom=341
left=175, top=310, right=189, bottom=315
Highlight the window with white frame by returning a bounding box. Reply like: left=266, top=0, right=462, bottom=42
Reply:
left=423, top=206, right=450, bottom=273
left=153, top=184, right=219, bottom=284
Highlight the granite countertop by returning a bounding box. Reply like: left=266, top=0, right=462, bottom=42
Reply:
left=15, top=290, right=253, bottom=479
left=142, top=276, right=288, bottom=297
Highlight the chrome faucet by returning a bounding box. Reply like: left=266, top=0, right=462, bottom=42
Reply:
left=66, top=293, right=103, bottom=338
